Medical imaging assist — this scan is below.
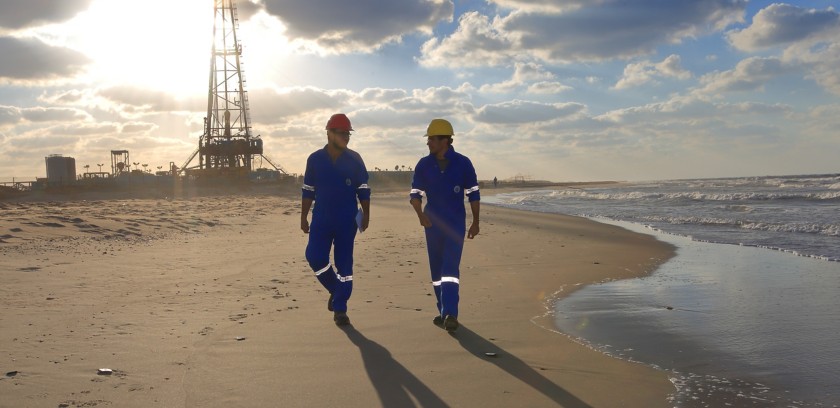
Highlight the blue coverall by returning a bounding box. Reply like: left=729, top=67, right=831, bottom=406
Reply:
left=410, top=147, right=480, bottom=318
left=302, top=146, right=370, bottom=313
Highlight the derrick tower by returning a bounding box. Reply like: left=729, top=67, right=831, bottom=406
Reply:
left=181, top=0, right=285, bottom=177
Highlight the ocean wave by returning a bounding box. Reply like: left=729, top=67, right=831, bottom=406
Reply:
left=488, top=177, right=840, bottom=261
left=539, top=189, right=840, bottom=202
left=637, top=215, right=840, bottom=237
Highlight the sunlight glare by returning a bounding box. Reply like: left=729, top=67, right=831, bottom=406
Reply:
left=70, top=0, right=214, bottom=97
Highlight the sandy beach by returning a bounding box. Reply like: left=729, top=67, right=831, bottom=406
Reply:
left=1, top=189, right=676, bottom=407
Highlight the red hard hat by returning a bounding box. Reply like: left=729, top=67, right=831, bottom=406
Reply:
left=326, top=113, right=353, bottom=132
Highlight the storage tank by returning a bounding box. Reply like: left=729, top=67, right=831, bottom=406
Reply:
left=45, top=154, right=76, bottom=185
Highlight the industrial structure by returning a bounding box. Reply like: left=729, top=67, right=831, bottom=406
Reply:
left=179, top=0, right=285, bottom=179
left=111, top=150, right=130, bottom=175
left=44, top=154, right=76, bottom=186
left=2, top=0, right=295, bottom=197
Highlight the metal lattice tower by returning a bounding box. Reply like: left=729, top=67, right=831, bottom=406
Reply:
left=179, top=0, right=286, bottom=177
left=200, top=0, right=259, bottom=174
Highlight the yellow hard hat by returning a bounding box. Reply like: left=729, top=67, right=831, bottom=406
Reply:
left=425, top=119, right=454, bottom=137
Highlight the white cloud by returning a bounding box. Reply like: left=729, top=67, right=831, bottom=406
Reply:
left=786, top=42, right=840, bottom=95
left=487, top=0, right=594, bottom=13
left=97, top=86, right=201, bottom=114
left=249, top=86, right=347, bottom=125
left=726, top=4, right=840, bottom=95
left=727, top=4, right=840, bottom=51
left=421, top=0, right=747, bottom=68
left=260, top=0, right=453, bottom=53
left=614, top=54, right=692, bottom=89
left=480, top=62, right=557, bottom=93
left=694, top=56, right=792, bottom=96
left=473, top=100, right=585, bottom=124
left=0, top=105, right=22, bottom=126
left=420, top=11, right=514, bottom=68
left=21, top=107, right=91, bottom=122
left=0, top=0, right=92, bottom=30
left=527, top=81, right=572, bottom=94
left=0, top=36, right=90, bottom=81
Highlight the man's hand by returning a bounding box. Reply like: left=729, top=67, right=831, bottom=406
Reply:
left=410, top=198, right=432, bottom=228
left=301, top=198, right=313, bottom=234
left=361, top=213, right=370, bottom=232
left=467, top=220, right=480, bottom=239
left=418, top=213, right=432, bottom=228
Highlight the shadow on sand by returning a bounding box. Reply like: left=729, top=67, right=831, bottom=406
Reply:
left=452, top=325, right=592, bottom=408
left=342, top=325, right=450, bottom=408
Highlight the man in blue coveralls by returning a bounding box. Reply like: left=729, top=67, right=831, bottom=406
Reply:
left=410, top=118, right=480, bottom=332
left=301, top=113, right=370, bottom=326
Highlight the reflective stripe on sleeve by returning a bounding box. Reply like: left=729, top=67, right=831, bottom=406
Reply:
left=358, top=184, right=369, bottom=190
left=465, top=185, right=479, bottom=194
left=314, top=263, right=332, bottom=276
left=302, top=184, right=315, bottom=192
left=410, top=188, right=426, bottom=196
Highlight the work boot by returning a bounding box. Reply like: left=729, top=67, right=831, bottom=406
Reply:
left=327, top=293, right=334, bottom=312
left=334, top=312, right=350, bottom=326
left=433, top=315, right=444, bottom=328
left=443, top=315, right=458, bottom=332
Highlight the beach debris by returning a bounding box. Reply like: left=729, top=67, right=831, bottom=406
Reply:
left=665, top=306, right=674, bottom=310
left=97, top=368, right=113, bottom=375
left=484, top=352, right=498, bottom=358
left=235, top=336, right=246, bottom=341
left=5, top=371, right=18, bottom=377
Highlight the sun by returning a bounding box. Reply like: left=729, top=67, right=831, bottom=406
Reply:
left=63, top=0, right=215, bottom=97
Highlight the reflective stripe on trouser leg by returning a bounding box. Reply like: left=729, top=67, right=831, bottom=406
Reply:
left=425, top=223, right=464, bottom=317
left=440, top=276, right=460, bottom=318
left=431, top=280, right=443, bottom=317
left=331, top=224, right=357, bottom=313
left=306, top=224, right=338, bottom=294
left=426, top=227, right=444, bottom=316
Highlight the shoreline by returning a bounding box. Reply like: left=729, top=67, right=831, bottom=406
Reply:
left=1, top=191, right=677, bottom=407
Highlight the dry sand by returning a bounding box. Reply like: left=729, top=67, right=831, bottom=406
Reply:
left=1, top=190, right=675, bottom=407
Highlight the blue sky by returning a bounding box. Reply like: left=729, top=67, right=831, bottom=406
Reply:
left=1, top=0, right=839, bottom=182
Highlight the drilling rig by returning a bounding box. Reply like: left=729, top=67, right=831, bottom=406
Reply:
left=180, top=0, right=285, bottom=179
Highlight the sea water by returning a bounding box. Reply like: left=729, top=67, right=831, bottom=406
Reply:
left=485, top=174, right=840, bottom=407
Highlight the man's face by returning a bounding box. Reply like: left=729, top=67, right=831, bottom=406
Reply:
left=426, top=135, right=449, bottom=155
left=328, top=129, right=351, bottom=150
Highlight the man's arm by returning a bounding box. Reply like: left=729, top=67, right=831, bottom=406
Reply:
left=301, top=197, right=313, bottom=233
left=359, top=199, right=370, bottom=232
left=410, top=198, right=432, bottom=227
left=467, top=200, right=480, bottom=239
